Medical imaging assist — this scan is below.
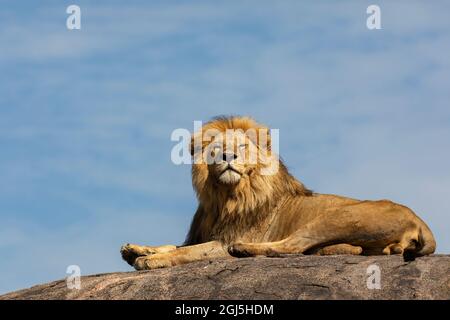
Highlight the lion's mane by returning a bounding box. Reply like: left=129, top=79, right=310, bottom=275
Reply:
left=185, top=116, right=312, bottom=245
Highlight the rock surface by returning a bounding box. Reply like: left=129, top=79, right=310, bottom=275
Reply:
left=1, top=254, right=449, bottom=300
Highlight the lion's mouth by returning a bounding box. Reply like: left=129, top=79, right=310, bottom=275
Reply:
left=218, top=165, right=242, bottom=184
left=221, top=166, right=242, bottom=176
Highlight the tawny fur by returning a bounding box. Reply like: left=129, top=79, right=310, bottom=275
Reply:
left=121, top=116, right=436, bottom=270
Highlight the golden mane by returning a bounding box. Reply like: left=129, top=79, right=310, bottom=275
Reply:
left=185, top=115, right=312, bottom=245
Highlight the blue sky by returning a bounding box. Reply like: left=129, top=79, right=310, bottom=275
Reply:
left=1, top=1, right=449, bottom=294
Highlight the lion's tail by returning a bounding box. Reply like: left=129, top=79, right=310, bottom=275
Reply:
left=416, top=223, right=436, bottom=256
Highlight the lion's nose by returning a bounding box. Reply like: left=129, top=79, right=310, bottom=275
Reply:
left=223, top=152, right=238, bottom=163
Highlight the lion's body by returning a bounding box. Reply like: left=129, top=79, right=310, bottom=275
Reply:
left=121, top=116, right=436, bottom=270
left=186, top=190, right=435, bottom=257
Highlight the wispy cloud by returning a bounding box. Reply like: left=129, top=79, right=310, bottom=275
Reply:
left=1, top=1, right=449, bottom=294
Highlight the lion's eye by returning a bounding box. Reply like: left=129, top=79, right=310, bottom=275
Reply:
left=239, top=144, right=247, bottom=150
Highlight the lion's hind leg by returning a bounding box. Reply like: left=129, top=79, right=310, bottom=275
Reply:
left=381, top=229, right=421, bottom=256
left=382, top=243, right=404, bottom=255
left=309, top=244, right=363, bottom=256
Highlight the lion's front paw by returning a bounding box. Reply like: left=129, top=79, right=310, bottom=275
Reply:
left=134, top=255, right=174, bottom=270
left=228, top=243, right=255, bottom=257
left=120, top=243, right=145, bottom=266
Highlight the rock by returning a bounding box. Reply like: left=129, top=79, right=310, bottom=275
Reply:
left=1, top=255, right=449, bottom=300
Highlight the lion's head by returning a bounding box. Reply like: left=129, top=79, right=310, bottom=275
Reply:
left=191, top=116, right=276, bottom=185
left=186, top=116, right=312, bottom=244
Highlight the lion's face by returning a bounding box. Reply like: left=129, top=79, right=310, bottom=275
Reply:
left=206, top=130, right=258, bottom=185
left=191, top=117, right=276, bottom=191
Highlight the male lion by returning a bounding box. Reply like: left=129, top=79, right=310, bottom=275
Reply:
left=121, top=116, right=436, bottom=270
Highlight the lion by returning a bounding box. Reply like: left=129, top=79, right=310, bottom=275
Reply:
left=121, top=116, right=436, bottom=270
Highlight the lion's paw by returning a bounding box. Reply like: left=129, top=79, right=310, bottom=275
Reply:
left=134, top=255, right=174, bottom=270
left=120, top=243, right=146, bottom=266
left=228, top=243, right=255, bottom=257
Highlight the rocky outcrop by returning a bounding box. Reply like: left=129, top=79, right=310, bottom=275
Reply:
left=1, top=255, right=449, bottom=300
